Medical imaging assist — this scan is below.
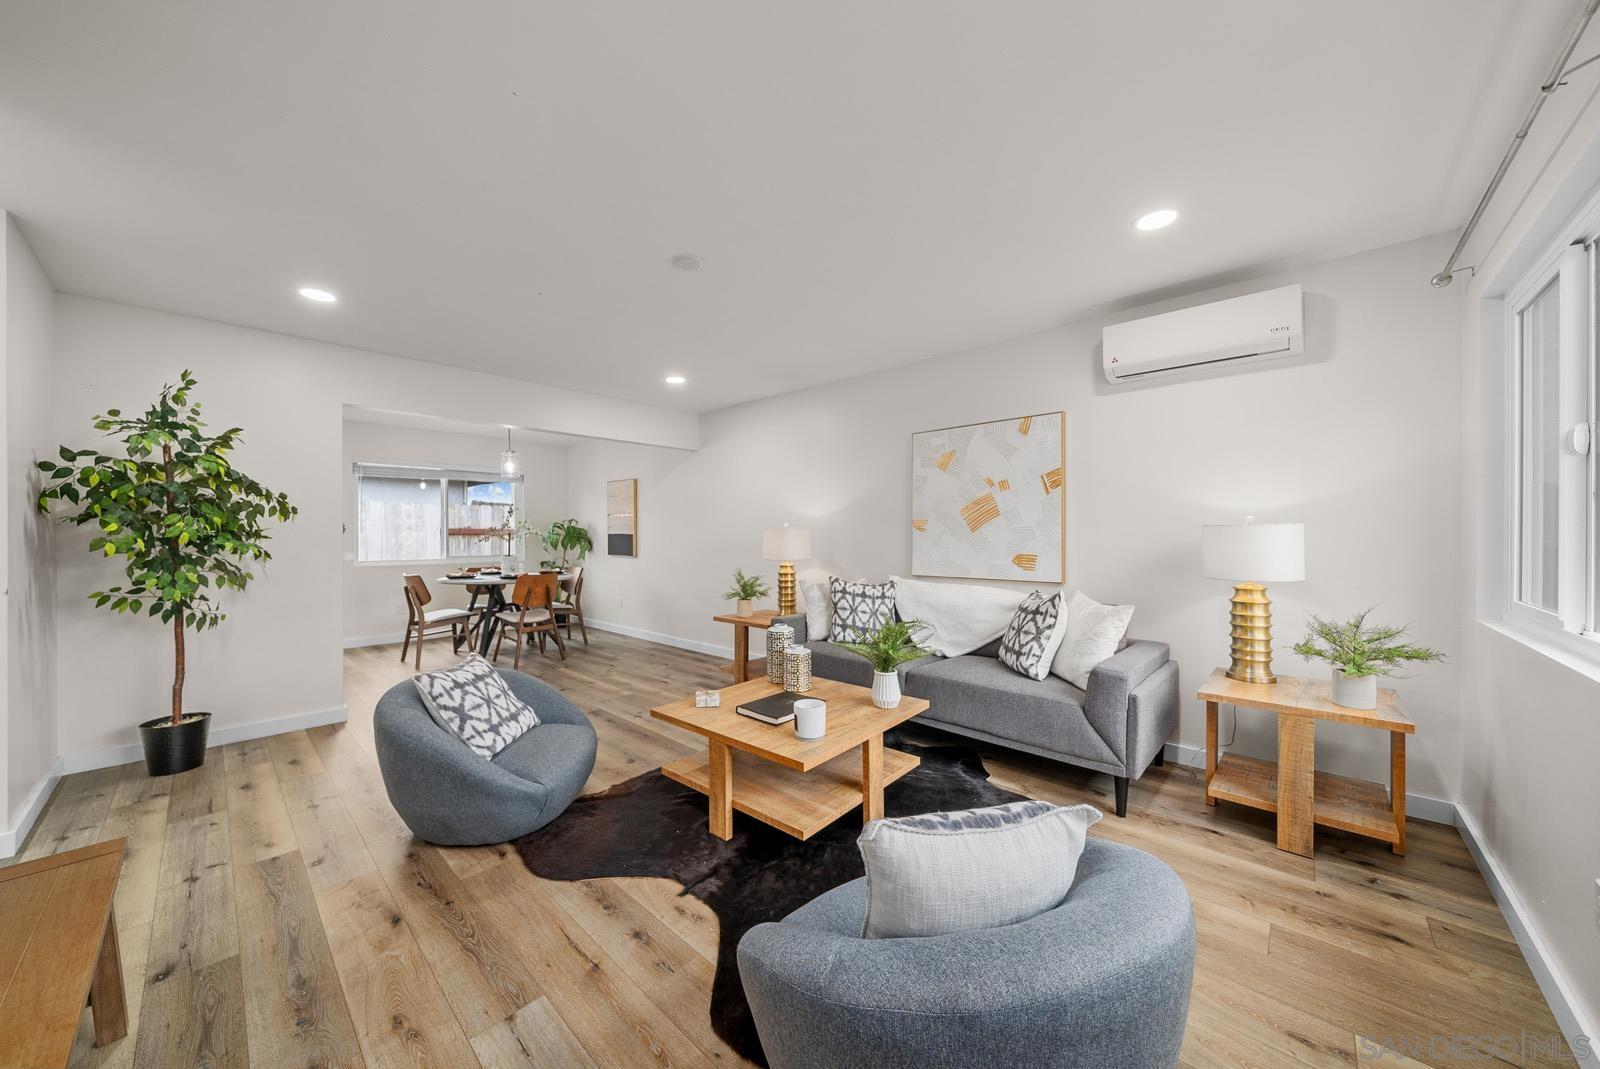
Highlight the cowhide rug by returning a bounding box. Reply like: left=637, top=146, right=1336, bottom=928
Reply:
left=513, top=731, right=1029, bottom=1065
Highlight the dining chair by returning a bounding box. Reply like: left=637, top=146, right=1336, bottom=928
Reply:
left=553, top=565, right=588, bottom=646
left=492, top=572, right=566, bottom=668
left=400, top=574, right=472, bottom=670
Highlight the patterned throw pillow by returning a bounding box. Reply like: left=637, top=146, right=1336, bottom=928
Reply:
left=829, top=577, right=896, bottom=644
left=997, top=590, right=1069, bottom=680
left=413, top=654, right=540, bottom=759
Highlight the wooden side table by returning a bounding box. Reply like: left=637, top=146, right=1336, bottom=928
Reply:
left=1198, top=669, right=1415, bottom=857
left=0, top=837, right=128, bottom=1067
left=714, top=609, right=779, bottom=682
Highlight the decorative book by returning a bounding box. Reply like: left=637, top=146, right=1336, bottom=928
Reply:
left=736, top=691, right=805, bottom=725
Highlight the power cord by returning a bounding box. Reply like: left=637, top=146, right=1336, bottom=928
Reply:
left=1183, top=704, right=1236, bottom=770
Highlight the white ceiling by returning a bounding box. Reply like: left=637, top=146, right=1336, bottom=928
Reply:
left=343, top=406, right=586, bottom=448
left=0, top=1, right=1578, bottom=413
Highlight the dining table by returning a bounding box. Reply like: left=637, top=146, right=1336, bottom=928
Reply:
left=437, top=572, right=575, bottom=657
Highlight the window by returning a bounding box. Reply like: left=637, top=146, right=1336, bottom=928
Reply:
left=1506, top=240, right=1597, bottom=639
left=354, top=463, right=522, bottom=563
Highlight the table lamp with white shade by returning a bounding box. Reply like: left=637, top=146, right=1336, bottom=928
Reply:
left=761, top=525, right=812, bottom=616
left=1201, top=518, right=1305, bottom=685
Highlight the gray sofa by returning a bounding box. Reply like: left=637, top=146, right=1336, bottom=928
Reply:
left=373, top=669, right=598, bottom=845
left=775, top=613, right=1178, bottom=816
left=737, top=838, right=1196, bottom=1069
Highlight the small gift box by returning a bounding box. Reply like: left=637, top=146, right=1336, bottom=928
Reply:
left=694, top=689, right=721, bottom=708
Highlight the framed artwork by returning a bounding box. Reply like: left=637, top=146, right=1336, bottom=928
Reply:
left=607, top=478, right=637, bottom=556
left=910, top=412, right=1065, bottom=582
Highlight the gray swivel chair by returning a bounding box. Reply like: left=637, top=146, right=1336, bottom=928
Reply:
left=737, top=839, right=1195, bottom=1069
left=373, top=669, right=597, bottom=845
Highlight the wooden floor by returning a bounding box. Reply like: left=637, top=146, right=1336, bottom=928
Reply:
left=7, top=631, right=1571, bottom=1069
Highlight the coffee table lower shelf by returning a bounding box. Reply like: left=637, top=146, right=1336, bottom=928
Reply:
left=662, top=745, right=920, bottom=840
left=1207, top=753, right=1400, bottom=845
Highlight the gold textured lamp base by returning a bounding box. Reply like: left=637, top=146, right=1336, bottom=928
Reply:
left=1225, top=581, right=1276, bottom=684
left=776, top=561, right=798, bottom=616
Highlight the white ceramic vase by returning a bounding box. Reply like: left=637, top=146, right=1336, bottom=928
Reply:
left=1331, top=668, right=1377, bottom=710
left=871, top=670, right=901, bottom=710
left=736, top=598, right=753, bottom=616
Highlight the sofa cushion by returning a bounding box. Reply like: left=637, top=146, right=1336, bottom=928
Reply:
left=857, top=800, right=1103, bottom=938
left=904, top=655, right=1119, bottom=768
left=412, top=654, right=540, bottom=759
left=810, top=640, right=938, bottom=689
left=997, top=591, right=1069, bottom=680
left=1052, top=591, right=1135, bottom=688
left=830, top=577, right=896, bottom=644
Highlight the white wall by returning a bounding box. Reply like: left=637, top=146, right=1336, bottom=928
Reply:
left=2, top=214, right=58, bottom=840
left=341, top=419, right=571, bottom=644
left=571, top=233, right=1465, bottom=798
left=48, top=295, right=695, bottom=766
left=1453, top=32, right=1600, bottom=1045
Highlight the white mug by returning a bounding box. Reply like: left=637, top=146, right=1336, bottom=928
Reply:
left=793, top=698, right=826, bottom=740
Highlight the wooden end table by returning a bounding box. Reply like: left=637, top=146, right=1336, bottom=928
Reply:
left=0, top=837, right=128, bottom=1067
left=1199, top=668, right=1414, bottom=857
left=713, top=609, right=780, bottom=682
left=651, top=676, right=930, bottom=840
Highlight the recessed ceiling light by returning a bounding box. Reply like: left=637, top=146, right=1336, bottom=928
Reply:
left=1134, top=209, right=1179, bottom=232
left=670, top=254, right=703, bottom=271
left=664, top=374, right=687, bottom=385
left=298, top=286, right=338, bottom=303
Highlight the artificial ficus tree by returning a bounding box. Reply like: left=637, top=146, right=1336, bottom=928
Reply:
left=36, top=371, right=298, bottom=726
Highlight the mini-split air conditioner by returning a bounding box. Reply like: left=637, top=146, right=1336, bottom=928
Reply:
left=1102, top=283, right=1304, bottom=383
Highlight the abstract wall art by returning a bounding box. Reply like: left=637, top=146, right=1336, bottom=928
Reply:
left=910, top=412, right=1065, bottom=582
left=606, top=477, right=637, bottom=556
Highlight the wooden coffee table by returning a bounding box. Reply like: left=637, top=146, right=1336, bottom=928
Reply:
left=650, top=676, right=930, bottom=840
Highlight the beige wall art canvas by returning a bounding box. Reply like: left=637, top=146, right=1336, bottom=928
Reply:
left=607, top=478, right=637, bottom=556
left=911, top=412, right=1065, bottom=582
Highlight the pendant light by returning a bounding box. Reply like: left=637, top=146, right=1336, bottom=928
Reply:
left=500, top=428, right=519, bottom=477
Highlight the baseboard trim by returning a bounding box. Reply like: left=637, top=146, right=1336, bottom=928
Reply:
left=54, top=704, right=350, bottom=776
left=345, top=632, right=403, bottom=649
left=1157, top=741, right=1457, bottom=826
left=1455, top=807, right=1597, bottom=1063
left=586, top=618, right=733, bottom=660
left=0, top=766, right=64, bottom=859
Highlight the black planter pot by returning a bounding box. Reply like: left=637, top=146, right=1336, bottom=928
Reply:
left=138, top=711, right=212, bottom=776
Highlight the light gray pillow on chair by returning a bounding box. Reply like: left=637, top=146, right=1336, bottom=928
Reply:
left=413, top=654, right=540, bottom=759
left=857, top=800, right=1103, bottom=938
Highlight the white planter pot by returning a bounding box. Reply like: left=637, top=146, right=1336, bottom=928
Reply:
left=736, top=599, right=753, bottom=616
left=1331, top=669, right=1377, bottom=710
left=871, top=670, right=901, bottom=710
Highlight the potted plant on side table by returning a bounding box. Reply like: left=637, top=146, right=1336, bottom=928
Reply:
left=1292, top=609, right=1444, bottom=710
left=37, top=371, right=298, bottom=776
left=723, top=569, right=771, bottom=616
left=837, top=620, right=932, bottom=709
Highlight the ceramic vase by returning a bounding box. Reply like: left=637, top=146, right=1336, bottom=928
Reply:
left=1331, top=668, right=1377, bottom=709
left=871, top=670, right=900, bottom=710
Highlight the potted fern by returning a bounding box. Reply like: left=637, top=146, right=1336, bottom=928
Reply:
left=723, top=569, right=771, bottom=616
left=837, top=620, right=932, bottom=709
left=36, top=372, right=297, bottom=775
left=1292, top=610, right=1444, bottom=709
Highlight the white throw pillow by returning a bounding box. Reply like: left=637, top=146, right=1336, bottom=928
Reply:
left=412, top=654, right=540, bottom=759
left=996, top=591, right=1070, bottom=680
left=1051, top=591, right=1135, bottom=688
left=890, top=575, right=1026, bottom=657
left=798, top=578, right=830, bottom=641
left=858, top=801, right=1103, bottom=939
